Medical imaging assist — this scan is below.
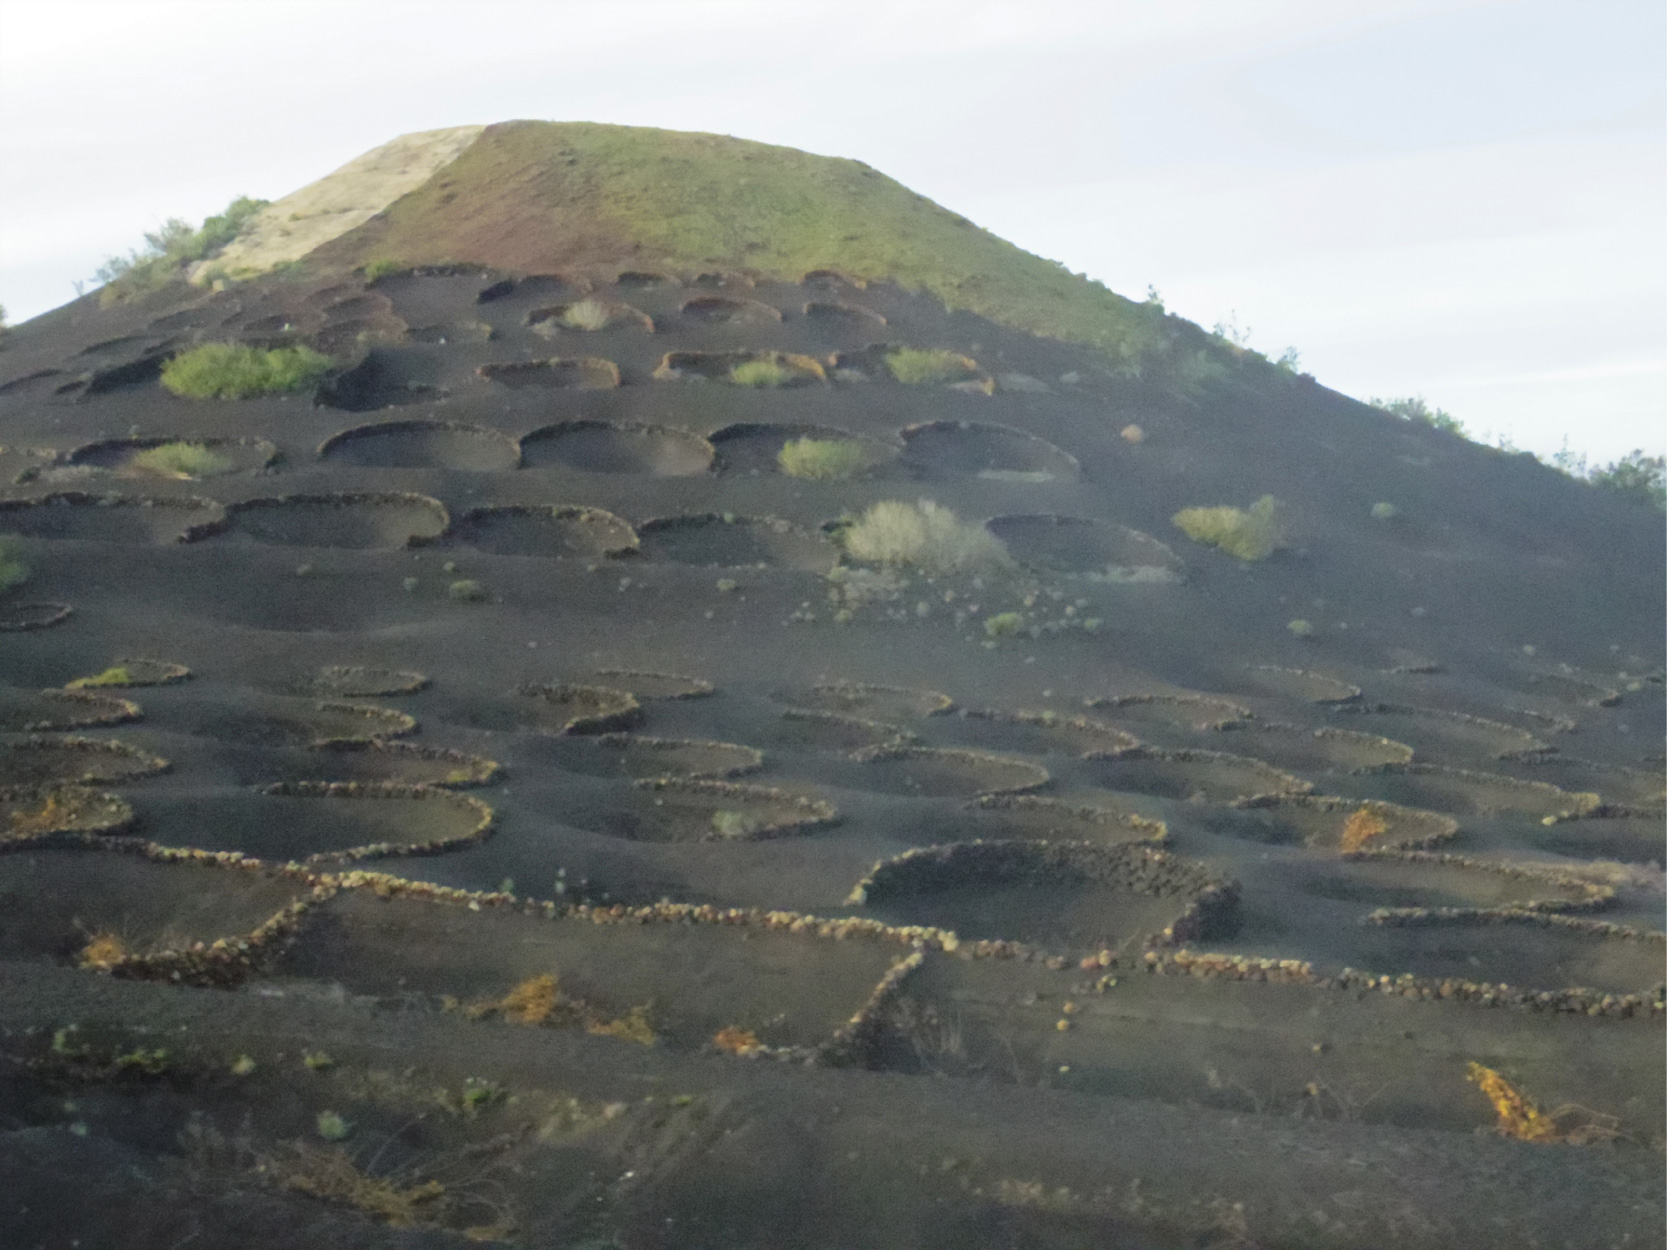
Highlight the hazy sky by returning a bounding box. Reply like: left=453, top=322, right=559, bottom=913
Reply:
left=1, top=0, right=1660, bottom=461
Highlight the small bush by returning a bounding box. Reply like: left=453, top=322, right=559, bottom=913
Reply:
left=97, top=195, right=267, bottom=304
left=778, top=437, right=868, bottom=480
left=0, top=536, right=29, bottom=594
left=1369, top=502, right=1398, bottom=521
left=131, top=442, right=233, bottom=478
left=363, top=258, right=405, bottom=282
left=984, top=612, right=1024, bottom=639
left=1590, top=450, right=1666, bottom=510
left=560, top=298, right=614, bottom=331
left=840, top=500, right=1012, bottom=575
left=1369, top=395, right=1465, bottom=437
left=447, top=579, right=487, bottom=602
left=1172, top=495, right=1287, bottom=561
left=161, top=343, right=334, bottom=400
left=885, top=348, right=979, bottom=386
left=730, top=359, right=791, bottom=387
left=67, top=666, right=133, bottom=688
left=1286, top=619, right=1314, bottom=638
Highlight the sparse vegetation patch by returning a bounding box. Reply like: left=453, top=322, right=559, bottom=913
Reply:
left=840, top=500, right=1012, bottom=574
left=161, top=344, right=334, bottom=400
left=1172, top=495, right=1287, bottom=561
left=777, top=437, right=869, bottom=480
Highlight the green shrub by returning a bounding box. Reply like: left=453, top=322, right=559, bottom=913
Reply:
left=1590, top=450, right=1666, bottom=510
left=0, top=536, right=29, bottom=594
left=840, top=500, right=1011, bottom=574
left=984, top=611, right=1025, bottom=639
left=131, top=442, right=234, bottom=478
left=1172, top=495, right=1287, bottom=561
left=1369, top=502, right=1399, bottom=521
left=160, top=343, right=334, bottom=400
left=778, top=437, right=868, bottom=480
left=447, top=579, right=487, bottom=602
left=67, top=666, right=133, bottom=688
left=730, top=359, right=791, bottom=387
left=885, top=347, right=979, bottom=386
left=363, top=258, right=405, bottom=282
left=1287, top=619, right=1315, bottom=638
left=1369, top=395, right=1465, bottom=437
left=97, top=195, right=267, bottom=304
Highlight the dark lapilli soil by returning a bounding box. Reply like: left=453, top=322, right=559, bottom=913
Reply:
left=0, top=193, right=1662, bottom=1248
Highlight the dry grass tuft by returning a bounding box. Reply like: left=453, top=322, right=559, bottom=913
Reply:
left=714, top=1026, right=762, bottom=1055
left=587, top=1005, right=656, bottom=1047
left=1172, top=495, right=1287, bottom=561
left=263, top=1141, right=446, bottom=1225
left=472, top=974, right=560, bottom=1024
left=841, top=500, right=1011, bottom=575
left=78, top=931, right=129, bottom=970
left=1466, top=1062, right=1621, bottom=1144
left=1338, top=808, right=1389, bottom=852
left=885, top=347, right=980, bottom=386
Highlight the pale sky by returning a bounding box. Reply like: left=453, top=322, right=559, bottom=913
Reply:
left=1, top=0, right=1661, bottom=462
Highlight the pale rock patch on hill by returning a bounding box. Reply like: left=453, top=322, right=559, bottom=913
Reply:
left=190, top=125, right=485, bottom=282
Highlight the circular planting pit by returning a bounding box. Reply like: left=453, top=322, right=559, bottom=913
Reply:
left=515, top=684, right=642, bottom=734
left=845, top=746, right=1050, bottom=799
left=1236, top=665, right=1362, bottom=705
left=1293, top=855, right=1602, bottom=913
left=1331, top=703, right=1549, bottom=761
left=679, top=296, right=782, bottom=325
left=652, top=351, right=826, bottom=387
left=615, top=271, right=670, bottom=288
left=526, top=300, right=653, bottom=336
left=0, top=846, right=310, bottom=966
left=900, top=422, right=1079, bottom=482
left=1083, top=748, right=1310, bottom=805
left=0, top=736, right=169, bottom=786
left=221, top=493, right=447, bottom=549
left=198, top=782, right=494, bottom=864
left=296, top=741, right=500, bottom=788
left=1210, top=722, right=1413, bottom=774
left=1533, top=812, right=1667, bottom=864
left=1506, top=757, right=1665, bottom=812
left=185, top=697, right=416, bottom=748
left=966, top=795, right=1168, bottom=846
left=0, top=494, right=223, bottom=544
left=1223, top=795, right=1458, bottom=850
left=1, top=784, right=134, bottom=841
left=638, top=514, right=835, bottom=571
left=277, top=889, right=904, bottom=1058
left=315, top=352, right=442, bottom=411
left=1082, top=693, right=1251, bottom=746
left=986, top=515, right=1183, bottom=582
left=802, top=300, right=886, bottom=327
left=319, top=421, right=520, bottom=471
left=849, top=841, right=1239, bottom=950
left=772, top=709, right=911, bottom=752
left=476, top=358, right=620, bottom=389
left=566, top=778, right=836, bottom=843
left=1494, top=665, right=1622, bottom=707
left=778, top=682, right=954, bottom=721
left=590, top=669, right=713, bottom=701
left=308, top=665, right=429, bottom=698
left=521, top=421, right=713, bottom=476
left=447, top=505, right=638, bottom=560
left=65, top=437, right=276, bottom=480
left=955, top=708, right=1141, bottom=758
left=0, top=688, right=140, bottom=733
left=544, top=734, right=762, bottom=781
left=709, top=422, right=895, bottom=476
left=1335, top=764, right=1600, bottom=822
left=409, top=320, right=494, bottom=344
left=0, top=602, right=72, bottom=633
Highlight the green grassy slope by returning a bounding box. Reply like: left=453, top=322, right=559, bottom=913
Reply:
left=314, top=121, right=1172, bottom=370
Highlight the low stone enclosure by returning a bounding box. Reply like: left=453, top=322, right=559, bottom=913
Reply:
left=59, top=436, right=277, bottom=479
left=985, top=514, right=1184, bottom=582
left=476, top=357, right=622, bottom=389
left=520, top=420, right=714, bottom=476
left=846, top=840, right=1242, bottom=947
left=318, top=420, right=521, bottom=472
left=900, top=421, right=1080, bottom=481
left=653, top=350, right=827, bottom=386
left=637, top=514, right=836, bottom=571
left=443, top=504, right=639, bottom=559
left=216, top=493, right=449, bottom=549
left=0, top=493, right=225, bottom=544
